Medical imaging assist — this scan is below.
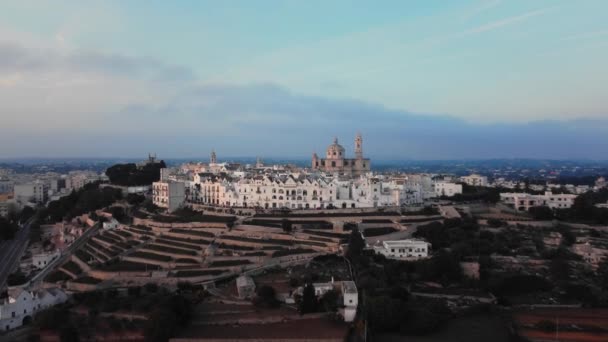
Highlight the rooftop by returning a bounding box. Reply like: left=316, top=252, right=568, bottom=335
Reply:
left=342, top=281, right=357, bottom=294
left=382, top=239, right=429, bottom=248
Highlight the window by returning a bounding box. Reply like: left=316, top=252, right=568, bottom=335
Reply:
left=331, top=161, right=336, bottom=167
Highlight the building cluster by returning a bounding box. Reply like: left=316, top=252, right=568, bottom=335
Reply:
left=152, top=135, right=468, bottom=212
left=500, top=191, right=578, bottom=211
left=0, top=287, right=68, bottom=331
left=0, top=171, right=104, bottom=217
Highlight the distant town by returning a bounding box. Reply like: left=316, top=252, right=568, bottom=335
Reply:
left=1, top=135, right=608, bottom=341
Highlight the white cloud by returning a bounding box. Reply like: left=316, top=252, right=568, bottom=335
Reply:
left=463, top=7, right=552, bottom=35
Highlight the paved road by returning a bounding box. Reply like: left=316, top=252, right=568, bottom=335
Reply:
left=29, top=223, right=101, bottom=287
left=0, top=220, right=32, bottom=290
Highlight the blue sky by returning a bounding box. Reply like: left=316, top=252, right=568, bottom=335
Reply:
left=0, top=1, right=607, bottom=159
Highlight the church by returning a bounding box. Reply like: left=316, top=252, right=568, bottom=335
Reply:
left=312, top=133, right=371, bottom=177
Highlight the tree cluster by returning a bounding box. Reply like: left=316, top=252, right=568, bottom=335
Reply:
left=39, top=182, right=122, bottom=223
left=366, top=295, right=451, bottom=336
left=0, top=215, right=18, bottom=241
left=555, top=189, right=608, bottom=224
left=106, top=161, right=166, bottom=186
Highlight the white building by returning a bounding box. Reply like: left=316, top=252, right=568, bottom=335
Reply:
left=0, top=288, right=68, bottom=331
left=236, top=275, right=256, bottom=299
left=0, top=197, right=17, bottom=218
left=102, top=218, right=120, bottom=230
left=188, top=171, right=427, bottom=210
left=152, top=180, right=186, bottom=212
left=372, top=239, right=431, bottom=259
left=14, top=181, right=46, bottom=204
left=32, top=250, right=60, bottom=269
left=65, top=171, right=99, bottom=191
left=461, top=174, right=488, bottom=187
left=341, top=281, right=358, bottom=322
left=433, top=181, right=463, bottom=197
left=0, top=179, right=13, bottom=194
left=500, top=191, right=578, bottom=211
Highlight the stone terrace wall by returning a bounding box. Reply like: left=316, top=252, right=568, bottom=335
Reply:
left=133, top=217, right=227, bottom=229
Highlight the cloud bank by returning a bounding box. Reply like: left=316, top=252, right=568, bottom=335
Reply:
left=0, top=35, right=606, bottom=160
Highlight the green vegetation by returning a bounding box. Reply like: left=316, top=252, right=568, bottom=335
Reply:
left=209, top=259, right=251, bottom=267
left=169, top=228, right=215, bottom=237
left=130, top=251, right=172, bottom=262
left=145, top=244, right=198, bottom=256
left=154, top=207, right=236, bottom=223
left=443, top=184, right=503, bottom=203
left=272, top=248, right=315, bottom=257
left=73, top=276, right=102, bottom=284
left=7, top=271, right=28, bottom=286
left=98, top=260, right=160, bottom=272
left=402, top=206, right=439, bottom=216
left=281, top=219, right=293, bottom=233
left=362, top=227, right=397, bottom=237
left=105, top=161, right=166, bottom=186
left=556, top=188, right=608, bottom=224
left=254, top=285, right=279, bottom=308
left=40, top=182, right=122, bottom=223
left=173, top=270, right=225, bottom=277
left=299, top=283, right=318, bottom=314
left=0, top=215, right=18, bottom=241
left=61, top=261, right=82, bottom=276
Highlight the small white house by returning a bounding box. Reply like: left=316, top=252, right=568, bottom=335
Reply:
left=32, top=250, right=60, bottom=269
left=433, top=181, right=463, bottom=197
left=341, top=281, right=358, bottom=322
left=372, top=239, right=430, bottom=260
left=0, top=288, right=68, bottom=331
left=236, top=275, right=256, bottom=299
left=102, top=218, right=119, bottom=230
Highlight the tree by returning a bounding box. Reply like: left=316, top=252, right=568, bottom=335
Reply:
left=529, top=206, right=554, bottom=220
left=19, top=206, right=36, bottom=224
left=144, top=283, right=159, bottom=293
left=254, top=285, right=278, bottom=308
left=144, top=310, right=177, bottom=342
left=597, top=258, right=608, bottom=290
left=106, top=161, right=165, bottom=186
left=487, top=218, right=504, bottom=227
left=281, top=219, right=293, bottom=233
left=300, top=283, right=318, bottom=314
left=126, top=193, right=146, bottom=205
left=346, top=227, right=365, bottom=261
left=0, top=216, right=18, bottom=241
left=320, top=289, right=339, bottom=312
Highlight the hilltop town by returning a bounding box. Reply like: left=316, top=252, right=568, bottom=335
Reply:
left=1, top=136, right=607, bottom=342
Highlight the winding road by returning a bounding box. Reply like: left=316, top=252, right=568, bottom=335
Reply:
left=0, top=220, right=31, bottom=290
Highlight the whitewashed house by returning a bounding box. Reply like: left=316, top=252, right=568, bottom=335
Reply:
left=372, top=240, right=430, bottom=260
left=0, top=288, right=68, bottom=331
left=32, top=250, right=60, bottom=269
left=341, top=281, right=358, bottom=322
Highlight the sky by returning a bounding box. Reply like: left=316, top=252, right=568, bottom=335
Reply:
left=0, top=0, right=607, bottom=159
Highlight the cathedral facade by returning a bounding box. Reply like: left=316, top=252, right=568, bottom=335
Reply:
left=312, top=134, right=370, bottom=177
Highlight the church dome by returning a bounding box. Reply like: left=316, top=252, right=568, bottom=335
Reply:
left=326, top=137, right=345, bottom=159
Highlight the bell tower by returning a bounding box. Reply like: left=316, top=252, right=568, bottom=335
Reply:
left=355, top=133, right=363, bottom=159
left=210, top=149, right=217, bottom=164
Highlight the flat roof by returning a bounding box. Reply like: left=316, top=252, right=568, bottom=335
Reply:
left=342, top=281, right=357, bottom=294
left=383, top=239, right=429, bottom=247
